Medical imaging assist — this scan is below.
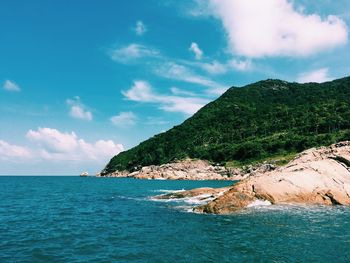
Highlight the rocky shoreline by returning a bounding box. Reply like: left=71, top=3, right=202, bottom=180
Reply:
left=154, top=141, right=350, bottom=214
left=99, top=156, right=279, bottom=181
left=99, top=159, right=250, bottom=180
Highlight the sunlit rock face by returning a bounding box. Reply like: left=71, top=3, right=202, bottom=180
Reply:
left=194, top=141, right=350, bottom=214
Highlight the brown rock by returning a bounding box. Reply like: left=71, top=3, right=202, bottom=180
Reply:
left=196, top=186, right=255, bottom=214
left=195, top=141, right=350, bottom=214
left=153, top=187, right=229, bottom=200
left=101, top=158, right=244, bottom=180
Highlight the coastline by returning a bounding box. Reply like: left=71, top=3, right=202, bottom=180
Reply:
left=152, top=141, right=350, bottom=214
left=98, top=157, right=280, bottom=181
left=98, top=159, right=248, bottom=181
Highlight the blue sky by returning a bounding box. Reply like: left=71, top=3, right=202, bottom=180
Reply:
left=1, top=0, right=350, bottom=175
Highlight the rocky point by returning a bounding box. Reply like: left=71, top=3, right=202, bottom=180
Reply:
left=155, top=141, right=350, bottom=214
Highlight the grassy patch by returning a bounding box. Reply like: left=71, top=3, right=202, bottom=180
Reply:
left=225, top=152, right=298, bottom=168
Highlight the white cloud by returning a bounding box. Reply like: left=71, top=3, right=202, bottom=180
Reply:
left=69, top=106, right=93, bottom=121
left=208, top=0, right=348, bottom=57
left=26, top=127, right=123, bottom=161
left=198, top=60, right=227, bottom=75
left=229, top=59, right=252, bottom=71
left=297, top=68, right=332, bottom=83
left=27, top=128, right=79, bottom=153
left=154, top=62, right=226, bottom=94
left=109, top=43, right=159, bottom=63
left=110, top=111, right=137, bottom=127
left=123, top=80, right=210, bottom=115
left=159, top=96, right=209, bottom=114
left=3, top=80, right=21, bottom=92
left=66, top=97, right=92, bottom=121
left=133, top=20, right=147, bottom=36
left=189, top=42, right=203, bottom=60
left=122, top=80, right=156, bottom=102
left=195, top=59, right=252, bottom=74
left=0, top=140, right=31, bottom=160
left=186, top=0, right=211, bottom=17
left=108, top=42, right=232, bottom=94
left=108, top=43, right=228, bottom=93
left=170, top=87, right=196, bottom=96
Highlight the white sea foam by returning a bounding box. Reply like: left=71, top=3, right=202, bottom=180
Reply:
left=181, top=194, right=215, bottom=205
left=152, top=189, right=185, bottom=194
left=149, top=193, right=215, bottom=205
left=247, top=199, right=272, bottom=208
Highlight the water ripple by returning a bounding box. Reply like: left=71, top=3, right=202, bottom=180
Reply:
left=1, top=176, right=350, bottom=262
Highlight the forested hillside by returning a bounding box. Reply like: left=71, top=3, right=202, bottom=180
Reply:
left=103, top=77, right=350, bottom=173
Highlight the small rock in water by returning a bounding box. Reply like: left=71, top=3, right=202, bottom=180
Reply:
left=80, top=171, right=88, bottom=177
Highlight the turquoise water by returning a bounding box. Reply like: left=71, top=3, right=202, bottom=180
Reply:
left=1, top=176, right=350, bottom=263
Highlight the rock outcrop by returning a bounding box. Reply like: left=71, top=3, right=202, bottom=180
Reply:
left=151, top=187, right=231, bottom=206
left=156, top=141, right=350, bottom=214
left=153, top=187, right=230, bottom=200
left=80, top=171, right=88, bottom=177
left=101, top=159, right=245, bottom=180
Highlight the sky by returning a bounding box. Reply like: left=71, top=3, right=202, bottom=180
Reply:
left=1, top=0, right=350, bottom=175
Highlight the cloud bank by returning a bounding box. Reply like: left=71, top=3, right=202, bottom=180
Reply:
left=0, top=128, right=123, bottom=165
left=0, top=140, right=31, bottom=160
left=208, top=0, right=348, bottom=57
left=26, top=127, right=123, bottom=162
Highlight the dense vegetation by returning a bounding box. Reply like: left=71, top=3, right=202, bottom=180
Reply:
left=103, top=77, right=350, bottom=173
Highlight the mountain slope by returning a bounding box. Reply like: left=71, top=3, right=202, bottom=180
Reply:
left=103, top=77, right=350, bottom=174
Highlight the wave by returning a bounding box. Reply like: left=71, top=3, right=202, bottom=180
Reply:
left=247, top=199, right=272, bottom=208
left=151, top=189, right=185, bottom=194
left=149, top=193, right=216, bottom=206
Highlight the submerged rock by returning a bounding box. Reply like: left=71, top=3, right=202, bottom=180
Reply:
left=153, top=187, right=230, bottom=200
left=80, top=171, right=88, bottom=177
left=151, top=187, right=231, bottom=207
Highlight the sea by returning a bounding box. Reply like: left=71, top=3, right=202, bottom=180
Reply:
left=1, top=176, right=350, bottom=263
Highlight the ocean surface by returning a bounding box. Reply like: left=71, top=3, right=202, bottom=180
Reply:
left=1, top=176, right=350, bottom=263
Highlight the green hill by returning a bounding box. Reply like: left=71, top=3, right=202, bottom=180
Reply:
left=102, top=76, right=350, bottom=174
